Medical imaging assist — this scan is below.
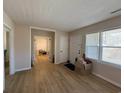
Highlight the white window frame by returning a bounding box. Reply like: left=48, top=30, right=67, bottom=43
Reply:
left=85, top=27, right=121, bottom=68
left=85, top=32, right=99, bottom=60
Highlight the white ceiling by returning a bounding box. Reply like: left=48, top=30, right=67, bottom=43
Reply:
left=4, top=0, right=121, bottom=32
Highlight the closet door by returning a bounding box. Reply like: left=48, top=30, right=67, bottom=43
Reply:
left=48, top=37, right=52, bottom=61
left=59, top=35, right=68, bottom=63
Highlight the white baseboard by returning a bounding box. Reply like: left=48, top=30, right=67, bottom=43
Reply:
left=16, top=67, right=31, bottom=72
left=54, top=61, right=66, bottom=64
left=92, top=72, right=121, bottom=88
left=54, top=62, right=63, bottom=64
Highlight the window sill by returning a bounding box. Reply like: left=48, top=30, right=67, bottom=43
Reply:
left=87, top=58, right=121, bottom=69
left=101, top=61, right=121, bottom=69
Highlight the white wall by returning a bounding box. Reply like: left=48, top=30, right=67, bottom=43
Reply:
left=3, top=11, right=69, bottom=73
left=69, top=15, right=121, bottom=87
left=55, top=31, right=68, bottom=64
left=14, top=26, right=68, bottom=71
left=14, top=25, right=31, bottom=71
left=69, top=33, right=82, bottom=64
left=34, top=36, right=49, bottom=52
left=3, top=12, right=32, bottom=73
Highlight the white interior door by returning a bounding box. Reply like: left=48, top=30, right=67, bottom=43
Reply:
left=32, top=37, right=37, bottom=62
left=48, top=37, right=52, bottom=61
left=59, top=35, right=68, bottom=63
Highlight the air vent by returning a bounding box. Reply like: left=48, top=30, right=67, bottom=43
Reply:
left=111, top=8, right=121, bottom=14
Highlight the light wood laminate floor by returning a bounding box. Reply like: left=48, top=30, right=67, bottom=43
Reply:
left=5, top=55, right=120, bottom=93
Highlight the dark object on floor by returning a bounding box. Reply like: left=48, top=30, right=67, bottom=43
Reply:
left=64, top=63, right=75, bottom=71
left=67, top=60, right=70, bottom=63
left=39, top=49, right=47, bottom=55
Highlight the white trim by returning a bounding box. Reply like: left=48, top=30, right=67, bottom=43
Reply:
left=101, top=61, right=121, bottom=69
left=30, top=26, right=56, bottom=65
left=99, top=32, right=102, bottom=63
left=29, top=27, right=32, bottom=67
left=54, top=61, right=65, bottom=64
left=3, top=23, right=12, bottom=30
left=16, top=67, right=31, bottom=72
left=103, top=26, right=121, bottom=32
left=3, top=24, right=15, bottom=75
left=92, top=72, right=121, bottom=87
left=102, top=46, right=121, bottom=48
left=86, top=58, right=121, bottom=69
left=30, top=26, right=56, bottom=32
left=54, top=31, right=57, bottom=64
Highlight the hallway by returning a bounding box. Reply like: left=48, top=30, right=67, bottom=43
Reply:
left=36, top=55, right=49, bottom=63
left=5, top=56, right=120, bottom=93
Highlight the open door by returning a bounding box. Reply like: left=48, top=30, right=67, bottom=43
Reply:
left=48, top=37, right=53, bottom=62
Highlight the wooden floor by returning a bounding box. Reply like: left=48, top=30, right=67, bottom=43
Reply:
left=5, top=55, right=120, bottom=93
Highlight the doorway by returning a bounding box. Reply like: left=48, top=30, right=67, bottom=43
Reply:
left=33, top=36, right=50, bottom=63
left=31, top=28, right=55, bottom=66
left=3, top=26, right=10, bottom=76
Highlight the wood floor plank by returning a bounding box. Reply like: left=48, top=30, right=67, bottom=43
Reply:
left=5, top=55, right=121, bottom=93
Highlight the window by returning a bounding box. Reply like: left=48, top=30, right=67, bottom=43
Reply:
left=86, top=33, right=99, bottom=59
left=85, top=28, right=121, bottom=66
left=102, top=29, right=121, bottom=65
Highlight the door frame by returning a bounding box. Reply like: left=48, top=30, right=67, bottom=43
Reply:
left=33, top=35, right=50, bottom=62
left=3, top=24, right=15, bottom=75
left=29, top=26, right=56, bottom=66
